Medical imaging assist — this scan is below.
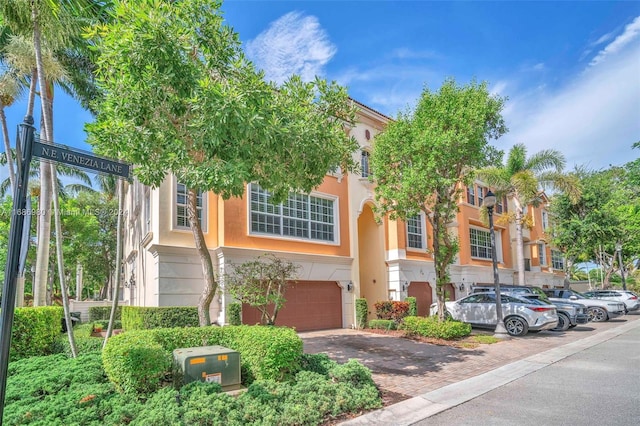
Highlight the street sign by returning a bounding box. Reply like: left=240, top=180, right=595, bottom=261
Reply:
left=32, top=140, right=130, bottom=179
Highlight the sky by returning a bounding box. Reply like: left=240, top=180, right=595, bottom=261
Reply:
left=2, top=1, right=640, bottom=187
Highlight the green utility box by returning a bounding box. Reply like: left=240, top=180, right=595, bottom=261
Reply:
left=173, top=345, right=241, bottom=391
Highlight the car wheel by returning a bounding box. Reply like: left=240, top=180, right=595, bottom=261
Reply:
left=504, top=316, right=529, bottom=336
left=568, top=324, right=577, bottom=329
left=589, top=307, right=608, bottom=322
left=552, top=313, right=571, bottom=332
left=444, top=311, right=452, bottom=320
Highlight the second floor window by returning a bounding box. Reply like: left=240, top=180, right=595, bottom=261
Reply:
left=496, top=196, right=505, bottom=214
left=469, top=228, right=501, bottom=261
left=541, top=210, right=549, bottom=231
left=361, top=151, right=371, bottom=178
left=551, top=250, right=564, bottom=270
left=250, top=183, right=336, bottom=242
left=176, top=183, right=205, bottom=229
left=477, top=186, right=485, bottom=206
left=406, top=214, right=426, bottom=249
left=538, top=243, right=547, bottom=265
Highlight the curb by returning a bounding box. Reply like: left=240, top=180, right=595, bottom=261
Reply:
left=341, top=318, right=640, bottom=425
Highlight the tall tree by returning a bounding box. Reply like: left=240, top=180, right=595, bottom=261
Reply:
left=371, top=78, right=507, bottom=319
left=476, top=143, right=580, bottom=287
left=87, top=0, right=358, bottom=326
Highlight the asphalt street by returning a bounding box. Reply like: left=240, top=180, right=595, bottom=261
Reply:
left=415, top=323, right=640, bottom=425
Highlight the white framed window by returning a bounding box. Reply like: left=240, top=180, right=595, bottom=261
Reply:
left=551, top=250, right=564, bottom=270
left=496, top=196, right=505, bottom=214
left=477, top=186, right=485, bottom=206
left=470, top=227, right=502, bottom=261
left=538, top=243, right=547, bottom=266
left=361, top=150, right=371, bottom=178
left=249, top=183, right=336, bottom=243
left=175, top=181, right=206, bottom=230
left=467, top=185, right=475, bottom=205
left=541, top=210, right=549, bottom=231
left=406, top=214, right=427, bottom=250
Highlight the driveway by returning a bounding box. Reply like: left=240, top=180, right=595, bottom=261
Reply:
left=298, top=313, right=640, bottom=397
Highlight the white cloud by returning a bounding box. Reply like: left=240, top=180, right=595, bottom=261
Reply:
left=391, top=48, right=440, bottom=60
left=589, top=16, right=640, bottom=67
left=499, top=40, right=640, bottom=170
left=246, top=12, right=336, bottom=84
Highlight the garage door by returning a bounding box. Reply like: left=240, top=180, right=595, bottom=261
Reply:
left=407, top=281, right=433, bottom=317
left=242, top=280, right=343, bottom=331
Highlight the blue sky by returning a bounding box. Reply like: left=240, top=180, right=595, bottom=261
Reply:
left=2, top=1, right=639, bottom=186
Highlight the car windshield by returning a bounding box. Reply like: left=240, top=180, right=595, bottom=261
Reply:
left=529, top=287, right=551, bottom=302
left=523, top=296, right=552, bottom=305
left=571, top=291, right=589, bottom=299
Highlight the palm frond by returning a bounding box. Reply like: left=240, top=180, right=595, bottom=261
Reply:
left=511, top=170, right=539, bottom=204
left=538, top=171, right=582, bottom=203
left=505, top=143, right=527, bottom=174
left=524, top=149, right=566, bottom=174
left=55, top=164, right=93, bottom=186
left=65, top=183, right=96, bottom=196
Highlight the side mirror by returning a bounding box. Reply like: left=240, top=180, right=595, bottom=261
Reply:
left=569, top=295, right=578, bottom=300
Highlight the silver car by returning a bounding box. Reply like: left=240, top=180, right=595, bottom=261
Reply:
left=544, top=289, right=626, bottom=322
left=583, top=290, right=640, bottom=313
left=430, top=293, right=558, bottom=337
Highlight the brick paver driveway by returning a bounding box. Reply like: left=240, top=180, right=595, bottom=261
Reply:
left=299, top=313, right=640, bottom=397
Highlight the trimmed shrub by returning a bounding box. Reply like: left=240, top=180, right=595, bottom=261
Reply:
left=368, top=319, right=397, bottom=330
left=401, top=315, right=471, bottom=339
left=121, top=306, right=199, bottom=330
left=355, top=298, right=368, bottom=329
left=299, top=353, right=335, bottom=376
left=53, top=334, right=105, bottom=357
left=227, top=302, right=242, bottom=326
left=9, top=306, right=63, bottom=361
left=406, top=296, right=417, bottom=316
left=102, top=331, right=172, bottom=395
left=89, top=306, right=121, bottom=322
left=103, top=325, right=303, bottom=395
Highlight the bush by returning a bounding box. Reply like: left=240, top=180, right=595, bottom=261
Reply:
left=401, top=315, right=471, bottom=339
left=89, top=306, right=121, bottom=322
left=227, top=302, right=242, bottom=326
left=9, top=306, right=63, bottom=361
left=406, top=296, right=417, bottom=316
left=121, top=306, right=199, bottom=330
left=103, top=325, right=303, bottom=395
left=368, top=319, right=397, bottom=330
left=373, top=301, right=409, bottom=322
left=355, top=298, right=368, bottom=329
left=102, top=332, right=172, bottom=395
left=53, top=334, right=105, bottom=357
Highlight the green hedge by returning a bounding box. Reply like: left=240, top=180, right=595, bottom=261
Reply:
left=355, top=298, right=368, bottom=329
left=401, top=315, right=471, bottom=339
left=9, top=306, right=63, bottom=361
left=406, top=297, right=417, bottom=316
left=368, top=319, right=397, bottom=330
left=103, top=325, right=303, bottom=395
left=121, top=306, right=199, bottom=330
left=227, top=302, right=242, bottom=326
left=89, top=306, right=121, bottom=322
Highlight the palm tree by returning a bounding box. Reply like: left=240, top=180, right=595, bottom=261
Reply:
left=476, top=143, right=580, bottom=286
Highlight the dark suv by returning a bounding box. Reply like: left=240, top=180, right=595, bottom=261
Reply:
left=470, top=285, right=590, bottom=331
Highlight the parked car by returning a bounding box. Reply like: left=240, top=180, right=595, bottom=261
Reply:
left=582, top=290, right=639, bottom=313
left=471, top=285, right=590, bottom=330
left=430, top=292, right=558, bottom=337
left=542, top=289, right=626, bottom=322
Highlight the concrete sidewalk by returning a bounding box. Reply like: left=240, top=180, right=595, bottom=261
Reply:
left=340, top=316, right=640, bottom=425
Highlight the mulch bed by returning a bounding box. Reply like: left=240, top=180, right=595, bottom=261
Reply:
left=364, top=327, right=492, bottom=349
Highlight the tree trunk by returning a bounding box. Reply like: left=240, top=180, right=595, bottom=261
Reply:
left=514, top=199, right=526, bottom=286
left=103, top=179, right=125, bottom=348
left=51, top=163, right=77, bottom=357
left=0, top=105, right=16, bottom=193
left=188, top=188, right=216, bottom=326
left=33, top=9, right=55, bottom=307
left=563, top=257, right=573, bottom=289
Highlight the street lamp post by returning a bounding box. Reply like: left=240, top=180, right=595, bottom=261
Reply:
left=484, top=190, right=509, bottom=338
left=616, top=243, right=627, bottom=291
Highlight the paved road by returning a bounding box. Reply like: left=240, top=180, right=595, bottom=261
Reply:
left=416, top=324, right=640, bottom=425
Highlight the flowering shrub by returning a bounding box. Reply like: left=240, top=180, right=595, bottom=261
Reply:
left=373, top=301, right=409, bottom=322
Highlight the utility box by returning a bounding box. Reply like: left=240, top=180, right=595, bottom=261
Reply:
left=173, top=345, right=241, bottom=391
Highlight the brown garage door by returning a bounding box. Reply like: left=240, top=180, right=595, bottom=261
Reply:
left=407, top=281, right=433, bottom=317
left=242, top=280, right=343, bottom=331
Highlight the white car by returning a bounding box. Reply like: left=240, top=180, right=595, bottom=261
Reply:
left=543, top=289, right=626, bottom=322
left=583, top=290, right=640, bottom=313
left=430, top=293, right=558, bottom=337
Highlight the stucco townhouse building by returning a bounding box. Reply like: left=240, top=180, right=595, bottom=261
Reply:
left=118, top=101, right=565, bottom=331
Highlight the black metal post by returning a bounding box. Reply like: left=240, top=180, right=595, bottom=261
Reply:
left=0, top=116, right=35, bottom=420
left=488, top=203, right=508, bottom=337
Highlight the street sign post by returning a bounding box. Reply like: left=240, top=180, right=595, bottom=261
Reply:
left=0, top=118, right=131, bottom=420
